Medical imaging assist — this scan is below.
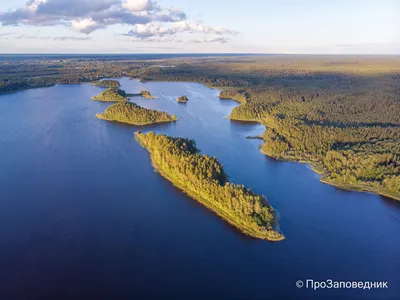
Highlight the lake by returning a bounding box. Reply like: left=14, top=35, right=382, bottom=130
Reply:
left=0, top=78, right=399, bottom=299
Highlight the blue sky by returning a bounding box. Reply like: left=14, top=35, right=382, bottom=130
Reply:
left=0, top=0, right=398, bottom=54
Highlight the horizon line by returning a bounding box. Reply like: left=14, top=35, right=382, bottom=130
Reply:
left=1, top=53, right=400, bottom=56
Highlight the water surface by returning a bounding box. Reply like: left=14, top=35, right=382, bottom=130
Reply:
left=0, top=78, right=399, bottom=299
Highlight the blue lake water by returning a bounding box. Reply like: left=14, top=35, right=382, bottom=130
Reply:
left=0, top=78, right=399, bottom=299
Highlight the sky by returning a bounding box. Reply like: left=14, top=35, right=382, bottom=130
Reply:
left=0, top=0, right=398, bottom=54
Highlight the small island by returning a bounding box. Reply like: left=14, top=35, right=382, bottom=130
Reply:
left=92, top=88, right=127, bottom=102
left=135, top=131, right=284, bottom=241
left=177, top=96, right=189, bottom=103
left=93, top=80, right=121, bottom=88
left=140, top=90, right=156, bottom=99
left=96, top=101, right=177, bottom=125
left=125, top=90, right=157, bottom=99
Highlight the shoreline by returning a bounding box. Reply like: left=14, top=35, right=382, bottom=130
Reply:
left=219, top=96, right=244, bottom=104
left=97, top=77, right=400, bottom=202
left=95, top=113, right=177, bottom=126
left=92, top=96, right=126, bottom=102
left=6, top=76, right=398, bottom=201
left=126, top=93, right=158, bottom=99
left=154, top=160, right=284, bottom=241
left=0, top=84, right=55, bottom=96
left=227, top=116, right=260, bottom=122
left=136, top=134, right=284, bottom=242
left=260, top=149, right=400, bottom=201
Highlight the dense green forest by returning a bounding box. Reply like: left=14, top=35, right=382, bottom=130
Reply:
left=177, top=96, right=189, bottom=103
left=135, top=132, right=283, bottom=241
left=96, top=101, right=177, bottom=125
left=225, top=86, right=400, bottom=200
left=93, top=80, right=121, bottom=88
left=92, top=88, right=127, bottom=102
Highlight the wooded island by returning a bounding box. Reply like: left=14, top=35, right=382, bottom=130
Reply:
left=92, top=88, right=127, bottom=102
left=96, top=101, right=177, bottom=125
left=177, top=96, right=189, bottom=103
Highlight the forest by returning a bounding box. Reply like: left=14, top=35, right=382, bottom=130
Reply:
left=135, top=131, right=283, bottom=241
left=93, top=80, right=121, bottom=88
left=96, top=101, right=177, bottom=125
left=227, top=86, right=400, bottom=200
left=219, top=90, right=248, bottom=104
left=129, top=56, right=400, bottom=200
left=0, top=56, right=147, bottom=94
left=1, top=54, right=399, bottom=200
left=92, top=88, right=127, bottom=102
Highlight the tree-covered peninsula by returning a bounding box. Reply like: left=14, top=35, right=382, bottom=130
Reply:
left=219, top=90, right=248, bottom=104
left=135, top=131, right=284, bottom=241
left=92, top=88, right=127, bottom=102
left=228, top=94, right=400, bottom=201
left=96, top=101, right=177, bottom=125
left=93, top=80, right=121, bottom=88
left=177, top=96, right=189, bottom=103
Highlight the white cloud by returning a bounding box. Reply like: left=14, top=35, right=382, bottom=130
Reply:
left=13, top=35, right=92, bottom=41
left=0, top=0, right=237, bottom=44
left=124, top=21, right=238, bottom=43
left=72, top=18, right=98, bottom=33
left=173, top=21, right=238, bottom=35
left=36, top=0, right=120, bottom=17
left=122, top=0, right=158, bottom=12
left=0, top=0, right=184, bottom=33
left=53, top=36, right=92, bottom=41
left=189, top=36, right=229, bottom=43
left=72, top=18, right=96, bottom=29
left=125, top=23, right=174, bottom=38
left=27, top=0, right=47, bottom=12
left=134, top=23, right=171, bottom=37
